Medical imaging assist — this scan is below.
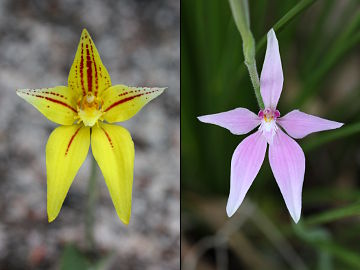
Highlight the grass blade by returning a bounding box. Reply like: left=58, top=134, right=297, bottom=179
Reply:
left=304, top=202, right=360, bottom=226
left=256, top=0, right=317, bottom=53
left=302, top=122, right=360, bottom=152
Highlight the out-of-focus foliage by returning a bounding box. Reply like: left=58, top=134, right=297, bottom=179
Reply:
left=181, top=0, right=360, bottom=269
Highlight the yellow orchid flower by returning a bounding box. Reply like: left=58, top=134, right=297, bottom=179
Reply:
left=16, top=29, right=165, bottom=224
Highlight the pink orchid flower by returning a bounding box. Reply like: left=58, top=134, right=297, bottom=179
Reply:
left=198, top=29, right=343, bottom=223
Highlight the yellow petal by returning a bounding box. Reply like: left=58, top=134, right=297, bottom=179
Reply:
left=46, top=125, right=90, bottom=222
left=102, top=85, right=165, bottom=123
left=68, top=29, right=112, bottom=97
left=91, top=123, right=134, bottom=224
left=16, top=86, right=77, bottom=125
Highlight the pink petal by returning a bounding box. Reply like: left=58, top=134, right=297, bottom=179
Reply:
left=277, top=110, right=344, bottom=139
left=260, top=29, right=284, bottom=109
left=269, top=129, right=305, bottom=223
left=226, top=131, right=267, bottom=217
left=198, top=108, right=260, bottom=135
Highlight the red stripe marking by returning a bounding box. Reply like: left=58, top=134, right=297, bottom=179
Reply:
left=65, top=127, right=82, bottom=155
left=101, top=127, right=114, bottom=148
left=30, top=94, right=77, bottom=112
left=89, top=39, right=99, bottom=96
left=86, top=44, right=93, bottom=93
left=44, top=97, right=77, bottom=112
left=80, top=43, right=85, bottom=95
left=104, top=93, right=144, bottom=112
left=104, top=90, right=160, bottom=112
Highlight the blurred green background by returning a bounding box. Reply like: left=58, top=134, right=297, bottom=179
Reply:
left=181, top=0, right=360, bottom=269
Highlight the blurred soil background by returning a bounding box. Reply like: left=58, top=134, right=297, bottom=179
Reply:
left=0, top=0, right=179, bottom=269
left=182, top=0, right=360, bottom=269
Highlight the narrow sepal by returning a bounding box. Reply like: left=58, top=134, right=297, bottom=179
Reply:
left=16, top=86, right=77, bottom=125
left=260, top=29, right=284, bottom=109
left=91, top=123, right=134, bottom=224
left=269, top=129, right=305, bottom=223
left=102, top=85, right=165, bottom=123
left=68, top=29, right=111, bottom=97
left=227, top=131, right=267, bottom=217
left=198, top=108, right=260, bottom=135
left=277, top=110, right=343, bottom=139
left=46, top=125, right=90, bottom=222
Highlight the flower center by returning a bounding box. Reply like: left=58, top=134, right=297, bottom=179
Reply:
left=77, top=94, right=104, bottom=126
left=258, top=108, right=280, bottom=143
left=258, top=108, right=280, bottom=123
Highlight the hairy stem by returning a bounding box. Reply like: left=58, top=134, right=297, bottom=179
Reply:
left=229, top=0, right=264, bottom=109
left=245, top=59, right=263, bottom=109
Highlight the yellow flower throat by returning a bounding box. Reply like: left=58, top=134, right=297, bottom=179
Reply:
left=77, top=94, right=104, bottom=126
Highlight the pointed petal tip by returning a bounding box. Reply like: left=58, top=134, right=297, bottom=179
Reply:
left=121, top=218, right=130, bottom=226
left=16, top=89, right=29, bottom=97
left=284, top=201, right=301, bottom=223
left=80, top=28, right=92, bottom=40
left=81, top=28, right=89, bottom=35
left=226, top=204, right=236, bottom=218
left=288, top=202, right=301, bottom=224
left=197, top=115, right=213, bottom=124
left=267, top=28, right=277, bottom=40
left=117, top=211, right=130, bottom=225
left=48, top=214, right=56, bottom=223
left=15, top=89, right=22, bottom=96
left=291, top=212, right=301, bottom=223
left=336, top=122, right=344, bottom=128
left=197, top=115, right=206, bottom=122
left=157, top=87, right=167, bottom=94
left=196, top=114, right=215, bottom=124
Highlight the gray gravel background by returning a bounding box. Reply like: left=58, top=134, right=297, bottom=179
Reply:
left=0, top=0, right=179, bottom=269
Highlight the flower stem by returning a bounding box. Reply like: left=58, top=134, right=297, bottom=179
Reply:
left=228, top=0, right=264, bottom=109
left=85, top=157, right=98, bottom=251
left=245, top=59, right=264, bottom=110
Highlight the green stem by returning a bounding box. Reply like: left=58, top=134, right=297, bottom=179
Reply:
left=231, top=0, right=317, bottom=103
left=245, top=59, right=263, bottom=109
left=229, top=0, right=264, bottom=109
left=85, top=157, right=98, bottom=251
